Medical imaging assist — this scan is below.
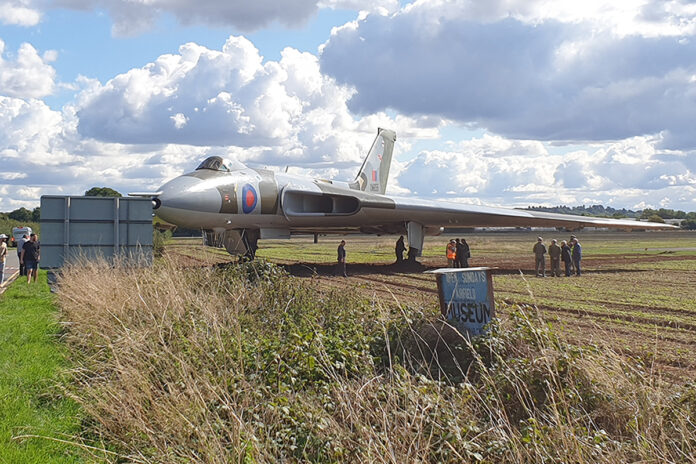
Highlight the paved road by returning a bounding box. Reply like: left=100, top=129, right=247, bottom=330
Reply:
left=2, top=248, right=20, bottom=289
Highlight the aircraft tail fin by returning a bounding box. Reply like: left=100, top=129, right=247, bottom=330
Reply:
left=350, top=128, right=396, bottom=194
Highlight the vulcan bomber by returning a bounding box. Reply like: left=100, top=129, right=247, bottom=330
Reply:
left=136, top=128, right=674, bottom=257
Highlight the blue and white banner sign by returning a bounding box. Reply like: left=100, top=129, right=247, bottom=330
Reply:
left=427, top=267, right=495, bottom=336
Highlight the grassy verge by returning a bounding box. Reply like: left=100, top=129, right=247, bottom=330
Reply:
left=0, top=271, right=84, bottom=463
left=57, top=258, right=696, bottom=463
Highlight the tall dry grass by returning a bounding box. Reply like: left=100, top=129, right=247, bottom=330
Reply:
left=56, top=257, right=696, bottom=463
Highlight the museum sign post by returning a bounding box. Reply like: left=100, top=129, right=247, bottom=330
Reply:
left=427, top=267, right=495, bottom=336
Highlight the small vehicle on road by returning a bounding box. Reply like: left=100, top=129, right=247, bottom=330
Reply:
left=10, top=226, right=32, bottom=248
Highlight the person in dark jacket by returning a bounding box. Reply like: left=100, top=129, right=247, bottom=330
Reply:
left=407, top=246, right=419, bottom=262
left=453, top=238, right=461, bottom=267
left=560, top=240, right=572, bottom=277
left=20, top=233, right=40, bottom=284
left=568, top=234, right=577, bottom=273
left=335, top=240, right=347, bottom=277
left=571, top=238, right=582, bottom=276
left=532, top=237, right=547, bottom=277
left=548, top=239, right=561, bottom=277
left=395, top=236, right=406, bottom=264
left=458, top=238, right=471, bottom=268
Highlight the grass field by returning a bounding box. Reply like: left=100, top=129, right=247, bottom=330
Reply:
left=54, top=233, right=696, bottom=463
left=3, top=230, right=695, bottom=463
left=168, top=230, right=696, bottom=379
left=0, top=271, right=84, bottom=463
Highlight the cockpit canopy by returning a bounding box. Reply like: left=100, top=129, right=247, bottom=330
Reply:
left=196, top=156, right=229, bottom=172
left=196, top=156, right=247, bottom=172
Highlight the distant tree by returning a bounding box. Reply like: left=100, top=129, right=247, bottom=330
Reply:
left=31, top=207, right=40, bottom=222
left=640, top=208, right=656, bottom=220
left=659, top=208, right=686, bottom=219
left=681, top=219, right=696, bottom=230
left=525, top=204, right=640, bottom=218
left=8, top=207, right=33, bottom=222
left=647, top=214, right=665, bottom=224
left=85, top=187, right=122, bottom=197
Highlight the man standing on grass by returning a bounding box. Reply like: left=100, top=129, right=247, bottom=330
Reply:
left=548, top=239, right=562, bottom=277
left=533, top=236, right=547, bottom=277
left=17, top=233, right=28, bottom=276
left=561, top=240, right=572, bottom=277
left=335, top=240, right=347, bottom=277
left=446, top=240, right=456, bottom=267
left=20, top=233, right=40, bottom=284
left=568, top=234, right=577, bottom=273
left=395, top=236, right=406, bottom=264
left=453, top=238, right=461, bottom=267
left=458, top=238, right=471, bottom=268
left=571, top=237, right=582, bottom=276
left=0, top=234, right=7, bottom=284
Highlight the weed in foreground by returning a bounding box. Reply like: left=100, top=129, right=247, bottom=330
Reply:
left=56, top=257, right=696, bottom=463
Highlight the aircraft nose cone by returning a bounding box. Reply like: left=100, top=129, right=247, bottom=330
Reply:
left=157, top=175, right=222, bottom=214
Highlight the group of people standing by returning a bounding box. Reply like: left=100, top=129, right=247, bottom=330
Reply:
left=446, top=238, right=471, bottom=268
left=0, top=233, right=40, bottom=285
left=533, top=235, right=582, bottom=277
left=395, top=235, right=421, bottom=264
left=335, top=234, right=583, bottom=278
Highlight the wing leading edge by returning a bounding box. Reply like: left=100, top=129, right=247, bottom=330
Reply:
left=385, top=196, right=675, bottom=230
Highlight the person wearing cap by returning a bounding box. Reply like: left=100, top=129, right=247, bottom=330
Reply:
left=0, top=234, right=7, bottom=284
left=548, top=239, right=562, bottom=277
left=532, top=236, right=547, bottom=277
left=446, top=239, right=456, bottom=267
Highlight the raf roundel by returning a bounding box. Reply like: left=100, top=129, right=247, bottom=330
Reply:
left=241, top=184, right=258, bottom=214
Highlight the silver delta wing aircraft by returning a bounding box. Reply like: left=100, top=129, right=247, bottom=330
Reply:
left=140, top=128, right=674, bottom=257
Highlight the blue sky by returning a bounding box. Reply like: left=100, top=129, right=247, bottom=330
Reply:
left=1, top=0, right=695, bottom=212
left=1, top=7, right=358, bottom=108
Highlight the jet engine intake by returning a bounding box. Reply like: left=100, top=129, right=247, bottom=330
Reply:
left=281, top=189, right=360, bottom=216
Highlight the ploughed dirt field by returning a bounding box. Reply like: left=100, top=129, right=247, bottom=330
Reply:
left=166, top=230, right=696, bottom=380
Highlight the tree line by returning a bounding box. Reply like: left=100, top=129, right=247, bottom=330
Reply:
left=525, top=205, right=696, bottom=229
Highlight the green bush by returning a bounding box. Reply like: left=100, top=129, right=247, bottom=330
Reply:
left=152, top=229, right=172, bottom=256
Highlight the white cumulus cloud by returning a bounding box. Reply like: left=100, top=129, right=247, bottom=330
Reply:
left=320, top=0, right=696, bottom=150
left=74, top=36, right=432, bottom=169
left=0, top=39, right=56, bottom=98
left=0, top=0, right=40, bottom=26
left=42, top=0, right=398, bottom=36
left=394, top=133, right=696, bottom=210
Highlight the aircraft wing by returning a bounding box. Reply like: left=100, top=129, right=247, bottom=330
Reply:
left=383, top=196, right=675, bottom=230
left=279, top=182, right=674, bottom=231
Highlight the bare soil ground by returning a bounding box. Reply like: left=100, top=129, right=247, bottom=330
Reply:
left=165, top=231, right=696, bottom=380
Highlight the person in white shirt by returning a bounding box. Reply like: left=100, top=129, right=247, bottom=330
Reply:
left=0, top=234, right=8, bottom=284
